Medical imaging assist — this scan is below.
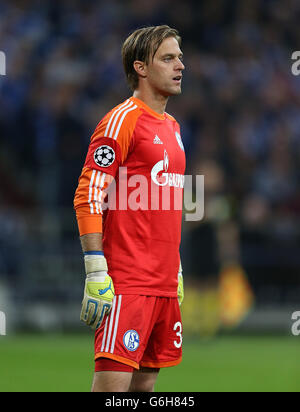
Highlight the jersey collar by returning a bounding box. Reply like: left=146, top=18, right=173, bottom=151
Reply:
left=130, top=96, right=166, bottom=120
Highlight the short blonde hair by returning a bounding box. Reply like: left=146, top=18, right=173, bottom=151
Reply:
left=122, top=25, right=181, bottom=91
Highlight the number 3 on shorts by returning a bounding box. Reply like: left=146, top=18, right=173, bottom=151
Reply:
left=173, top=321, right=183, bottom=348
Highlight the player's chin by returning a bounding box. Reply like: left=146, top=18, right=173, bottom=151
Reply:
left=166, top=85, right=182, bottom=96
left=173, top=87, right=182, bottom=95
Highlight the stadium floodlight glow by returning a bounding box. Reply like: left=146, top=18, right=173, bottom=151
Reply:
left=0, top=311, right=6, bottom=336
left=0, top=51, right=6, bottom=76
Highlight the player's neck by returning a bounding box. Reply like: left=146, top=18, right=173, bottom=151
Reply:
left=133, top=89, right=169, bottom=115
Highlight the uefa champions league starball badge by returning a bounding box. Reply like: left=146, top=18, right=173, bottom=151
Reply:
left=94, top=145, right=116, bottom=167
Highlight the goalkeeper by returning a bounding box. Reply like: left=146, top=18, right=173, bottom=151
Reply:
left=74, top=25, right=185, bottom=392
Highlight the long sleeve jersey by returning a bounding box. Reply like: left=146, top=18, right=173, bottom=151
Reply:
left=74, top=96, right=186, bottom=297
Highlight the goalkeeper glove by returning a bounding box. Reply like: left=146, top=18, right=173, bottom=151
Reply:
left=178, top=260, right=184, bottom=306
left=80, top=252, right=115, bottom=329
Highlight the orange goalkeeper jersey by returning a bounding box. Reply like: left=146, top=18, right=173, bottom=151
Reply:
left=74, top=96, right=186, bottom=297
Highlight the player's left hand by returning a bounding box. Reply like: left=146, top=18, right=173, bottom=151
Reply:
left=178, top=261, right=184, bottom=306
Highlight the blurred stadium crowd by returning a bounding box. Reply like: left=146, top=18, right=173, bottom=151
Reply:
left=0, top=0, right=300, bottom=330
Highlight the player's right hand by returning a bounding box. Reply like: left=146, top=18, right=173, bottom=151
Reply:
left=80, top=273, right=115, bottom=329
left=80, top=253, right=115, bottom=329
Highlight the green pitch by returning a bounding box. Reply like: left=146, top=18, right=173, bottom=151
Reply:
left=0, top=334, right=299, bottom=392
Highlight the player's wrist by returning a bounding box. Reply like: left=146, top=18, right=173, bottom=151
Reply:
left=86, top=272, right=108, bottom=283
left=84, top=251, right=108, bottom=276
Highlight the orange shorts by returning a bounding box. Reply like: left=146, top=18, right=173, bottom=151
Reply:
left=94, top=295, right=183, bottom=370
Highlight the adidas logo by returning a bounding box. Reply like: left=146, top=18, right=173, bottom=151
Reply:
left=153, top=135, right=163, bottom=145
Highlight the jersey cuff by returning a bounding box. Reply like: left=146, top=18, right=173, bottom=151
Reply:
left=76, top=215, right=103, bottom=236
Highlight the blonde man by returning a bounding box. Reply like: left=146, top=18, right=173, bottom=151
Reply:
left=74, top=25, right=185, bottom=392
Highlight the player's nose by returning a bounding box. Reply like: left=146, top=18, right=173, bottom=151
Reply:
left=175, top=58, right=185, bottom=71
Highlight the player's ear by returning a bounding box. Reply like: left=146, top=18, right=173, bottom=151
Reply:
left=133, top=60, right=147, bottom=79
